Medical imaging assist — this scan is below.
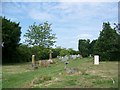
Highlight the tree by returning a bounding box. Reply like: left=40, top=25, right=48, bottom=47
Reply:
left=114, top=23, right=120, bottom=35
left=59, top=48, right=70, bottom=56
left=94, top=22, right=119, bottom=61
left=24, top=21, right=56, bottom=60
left=52, top=47, right=62, bottom=58
left=2, top=16, right=21, bottom=63
left=17, top=44, right=32, bottom=62
left=89, top=39, right=97, bottom=56
left=24, top=21, right=56, bottom=48
left=78, top=39, right=90, bottom=57
left=68, top=48, right=79, bottom=55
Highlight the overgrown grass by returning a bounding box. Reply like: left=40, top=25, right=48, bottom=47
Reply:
left=2, top=57, right=119, bottom=88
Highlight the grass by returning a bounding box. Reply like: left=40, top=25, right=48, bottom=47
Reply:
left=2, top=57, right=119, bottom=88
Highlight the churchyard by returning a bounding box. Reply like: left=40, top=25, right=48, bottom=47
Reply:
left=2, top=2, right=120, bottom=89
left=2, top=57, right=118, bottom=88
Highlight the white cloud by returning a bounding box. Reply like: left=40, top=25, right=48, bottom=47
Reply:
left=28, top=10, right=55, bottom=21
left=47, top=2, right=118, bottom=25
left=70, top=40, right=76, bottom=44
left=2, top=2, right=25, bottom=14
left=77, top=34, right=92, bottom=39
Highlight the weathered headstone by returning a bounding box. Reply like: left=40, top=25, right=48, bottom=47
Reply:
left=48, top=50, right=53, bottom=64
left=72, top=55, right=77, bottom=60
left=89, top=54, right=92, bottom=57
left=77, top=54, right=80, bottom=58
left=94, top=55, right=99, bottom=65
left=32, top=55, right=35, bottom=66
left=32, top=55, right=38, bottom=69
left=65, top=67, right=79, bottom=74
left=49, top=50, right=52, bottom=60
left=39, top=60, right=49, bottom=67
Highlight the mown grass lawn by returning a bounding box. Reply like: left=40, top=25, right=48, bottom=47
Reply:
left=2, top=57, right=119, bottom=88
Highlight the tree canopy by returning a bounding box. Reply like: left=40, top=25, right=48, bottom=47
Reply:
left=78, top=39, right=90, bottom=57
left=24, top=22, right=56, bottom=48
left=2, top=16, right=21, bottom=63
left=94, top=22, right=120, bottom=61
left=78, top=22, right=120, bottom=61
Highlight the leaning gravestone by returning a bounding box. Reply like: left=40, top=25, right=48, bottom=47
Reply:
left=94, top=55, right=99, bottom=65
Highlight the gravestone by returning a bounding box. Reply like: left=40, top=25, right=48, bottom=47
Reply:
left=39, top=60, right=49, bottom=67
left=65, top=67, right=79, bottom=74
left=32, top=55, right=38, bottom=69
left=89, top=54, right=92, bottom=57
left=72, top=55, right=77, bottom=60
left=94, top=55, right=99, bottom=65
left=48, top=50, right=53, bottom=64
left=32, top=55, right=35, bottom=66
left=49, top=50, right=52, bottom=60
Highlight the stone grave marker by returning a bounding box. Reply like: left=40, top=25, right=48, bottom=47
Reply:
left=32, top=55, right=38, bottom=69
left=94, top=55, right=99, bottom=65
left=48, top=50, right=53, bottom=64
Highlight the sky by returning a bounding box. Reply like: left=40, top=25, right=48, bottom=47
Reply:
left=1, top=0, right=118, bottom=50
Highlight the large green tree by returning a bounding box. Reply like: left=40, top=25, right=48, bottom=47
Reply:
left=89, top=39, right=97, bottom=56
left=24, top=22, right=56, bottom=48
left=2, top=16, right=21, bottom=63
left=78, top=39, right=90, bottom=57
left=94, top=22, right=120, bottom=61
left=24, top=21, right=56, bottom=60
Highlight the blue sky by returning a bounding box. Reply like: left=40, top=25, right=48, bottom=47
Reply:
left=2, top=1, right=118, bottom=50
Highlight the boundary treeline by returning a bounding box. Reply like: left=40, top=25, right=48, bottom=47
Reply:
left=2, top=17, right=120, bottom=63
left=78, top=22, right=120, bottom=61
left=2, top=17, right=79, bottom=63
